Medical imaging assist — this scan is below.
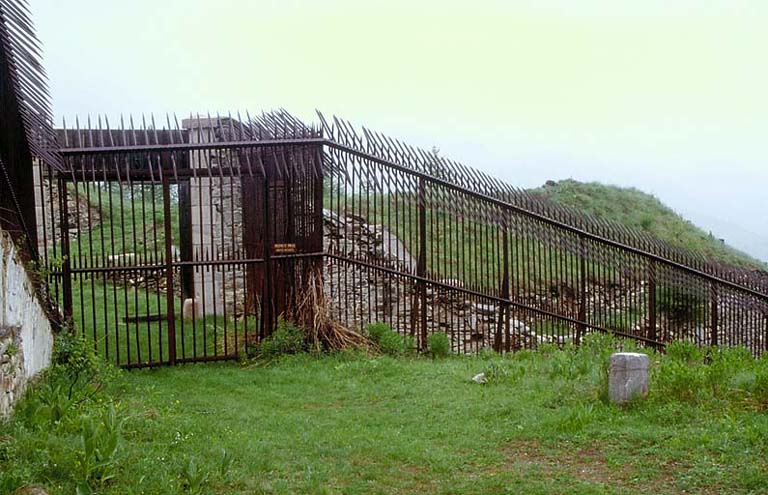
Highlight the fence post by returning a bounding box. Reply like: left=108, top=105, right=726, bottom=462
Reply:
left=178, top=180, right=193, bottom=299
left=161, top=169, right=177, bottom=365
left=497, top=223, right=510, bottom=353
left=648, top=261, right=657, bottom=343
left=710, top=283, right=718, bottom=347
left=58, top=177, right=73, bottom=325
left=262, top=173, right=272, bottom=339
left=764, top=312, right=768, bottom=355
left=576, top=235, right=587, bottom=345
left=417, top=177, right=427, bottom=351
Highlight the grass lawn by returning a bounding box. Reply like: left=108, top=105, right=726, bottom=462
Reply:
left=3, top=338, right=768, bottom=494
left=69, top=276, right=244, bottom=366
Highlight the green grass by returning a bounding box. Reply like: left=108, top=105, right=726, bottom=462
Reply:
left=4, top=338, right=768, bottom=494
left=327, top=190, right=605, bottom=289
left=531, top=179, right=767, bottom=269
left=65, top=182, right=179, bottom=267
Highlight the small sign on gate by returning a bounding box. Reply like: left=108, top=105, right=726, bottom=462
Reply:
left=273, top=243, right=297, bottom=254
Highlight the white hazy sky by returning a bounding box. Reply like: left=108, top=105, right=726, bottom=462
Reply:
left=31, top=0, right=768, bottom=260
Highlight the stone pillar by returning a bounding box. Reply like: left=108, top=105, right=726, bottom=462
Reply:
left=608, top=352, right=650, bottom=404
left=33, top=161, right=45, bottom=254
left=182, top=118, right=244, bottom=318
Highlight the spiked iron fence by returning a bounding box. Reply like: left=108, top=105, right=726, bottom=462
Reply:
left=0, top=0, right=62, bottom=329
left=320, top=113, right=768, bottom=354
left=0, top=0, right=61, bottom=254
left=37, top=115, right=323, bottom=366
left=32, top=110, right=768, bottom=367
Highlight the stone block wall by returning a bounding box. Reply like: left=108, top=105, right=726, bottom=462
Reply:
left=322, top=209, right=542, bottom=352
left=0, top=230, right=54, bottom=417
left=185, top=118, right=245, bottom=318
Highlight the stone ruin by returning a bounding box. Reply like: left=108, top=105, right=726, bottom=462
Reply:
left=322, top=208, right=545, bottom=352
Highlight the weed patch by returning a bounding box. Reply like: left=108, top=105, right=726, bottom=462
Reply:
left=426, top=332, right=450, bottom=358
left=366, top=322, right=415, bottom=356
left=257, top=318, right=306, bottom=359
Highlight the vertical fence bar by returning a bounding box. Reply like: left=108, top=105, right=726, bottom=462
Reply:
left=710, top=282, right=718, bottom=347
left=178, top=179, right=194, bottom=299
left=161, top=169, right=177, bottom=364
left=262, top=170, right=272, bottom=338
left=648, top=261, right=657, bottom=343
left=58, top=176, right=73, bottom=324
left=498, top=223, right=510, bottom=352
left=417, top=177, right=428, bottom=350
left=764, top=310, right=768, bottom=354
left=576, top=235, right=587, bottom=344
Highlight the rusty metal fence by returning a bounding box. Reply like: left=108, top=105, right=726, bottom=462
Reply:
left=0, top=0, right=63, bottom=330
left=37, top=114, right=324, bottom=367
left=0, top=0, right=61, bottom=255
left=35, top=110, right=768, bottom=367
left=320, top=114, right=768, bottom=355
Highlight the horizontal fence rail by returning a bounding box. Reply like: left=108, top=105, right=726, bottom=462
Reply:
left=37, top=110, right=768, bottom=366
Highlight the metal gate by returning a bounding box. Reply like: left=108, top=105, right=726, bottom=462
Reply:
left=38, top=116, right=323, bottom=367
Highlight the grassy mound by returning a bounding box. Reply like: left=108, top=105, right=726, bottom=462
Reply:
left=530, top=179, right=766, bottom=269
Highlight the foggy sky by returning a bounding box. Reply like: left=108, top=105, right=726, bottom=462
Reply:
left=31, top=0, right=768, bottom=261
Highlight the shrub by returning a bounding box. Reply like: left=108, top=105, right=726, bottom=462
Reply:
left=181, top=457, right=209, bottom=495
left=751, top=370, right=768, bottom=408
left=366, top=322, right=390, bottom=344
left=483, top=360, right=525, bottom=384
left=666, top=340, right=704, bottom=365
left=366, top=322, right=413, bottom=356
left=378, top=331, right=412, bottom=357
left=579, top=333, right=619, bottom=361
left=258, top=319, right=305, bottom=358
left=647, top=343, right=768, bottom=407
left=703, top=346, right=750, bottom=395
left=18, top=331, right=117, bottom=427
left=75, top=404, right=123, bottom=492
left=52, top=330, right=107, bottom=380
left=555, top=403, right=597, bottom=433
left=427, top=332, right=451, bottom=358
left=655, top=359, right=706, bottom=403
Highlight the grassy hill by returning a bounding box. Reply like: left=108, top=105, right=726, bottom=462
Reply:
left=529, top=179, right=767, bottom=270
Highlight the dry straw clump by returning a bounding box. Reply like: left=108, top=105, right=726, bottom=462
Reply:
left=292, top=267, right=370, bottom=352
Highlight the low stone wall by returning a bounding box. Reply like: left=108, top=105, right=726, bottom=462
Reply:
left=322, top=210, right=542, bottom=352
left=0, top=231, right=54, bottom=417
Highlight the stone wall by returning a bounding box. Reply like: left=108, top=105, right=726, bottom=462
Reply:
left=322, top=209, right=724, bottom=352
left=322, top=209, right=542, bottom=352
left=1, top=230, right=54, bottom=417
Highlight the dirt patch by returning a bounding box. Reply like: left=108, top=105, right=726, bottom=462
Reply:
left=501, top=439, right=726, bottom=494
left=502, top=439, right=631, bottom=485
